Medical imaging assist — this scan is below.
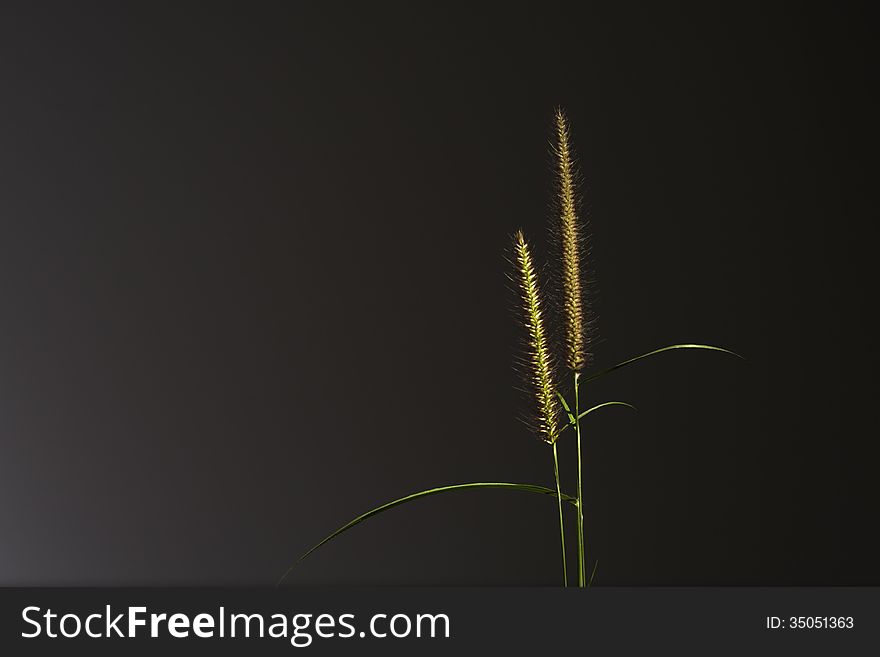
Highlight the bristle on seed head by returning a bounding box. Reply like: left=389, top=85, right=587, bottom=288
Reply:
left=511, top=229, right=559, bottom=444
left=553, top=108, right=590, bottom=371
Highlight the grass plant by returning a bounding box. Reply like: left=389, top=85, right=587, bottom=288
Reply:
left=278, top=111, right=741, bottom=587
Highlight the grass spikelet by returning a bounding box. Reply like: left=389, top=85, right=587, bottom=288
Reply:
left=553, top=108, right=588, bottom=372
left=511, top=229, right=559, bottom=444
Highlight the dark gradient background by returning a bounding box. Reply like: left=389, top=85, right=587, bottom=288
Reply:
left=0, top=2, right=876, bottom=586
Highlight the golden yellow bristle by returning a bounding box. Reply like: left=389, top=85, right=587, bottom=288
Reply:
left=512, top=229, right=559, bottom=443
left=554, top=108, right=586, bottom=371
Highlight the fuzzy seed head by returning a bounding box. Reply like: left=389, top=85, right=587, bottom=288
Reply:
left=554, top=108, right=587, bottom=371
left=512, top=229, right=559, bottom=444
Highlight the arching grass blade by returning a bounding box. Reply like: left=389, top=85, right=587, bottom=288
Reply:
left=556, top=401, right=637, bottom=437
left=277, top=482, right=578, bottom=586
left=580, top=344, right=743, bottom=385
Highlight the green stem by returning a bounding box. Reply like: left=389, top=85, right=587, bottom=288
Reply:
left=552, top=442, right=568, bottom=587
left=575, top=371, right=586, bottom=587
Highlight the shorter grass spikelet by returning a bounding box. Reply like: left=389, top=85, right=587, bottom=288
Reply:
left=511, top=229, right=559, bottom=444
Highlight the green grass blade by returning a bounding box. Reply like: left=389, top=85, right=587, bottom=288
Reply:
left=555, top=391, right=576, bottom=427
left=557, top=401, right=637, bottom=437
left=580, top=344, right=743, bottom=384
left=277, top=482, right=578, bottom=586
left=578, top=401, right=637, bottom=421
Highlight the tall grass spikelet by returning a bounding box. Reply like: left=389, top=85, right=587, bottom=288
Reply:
left=553, top=108, right=588, bottom=371
left=512, top=229, right=559, bottom=444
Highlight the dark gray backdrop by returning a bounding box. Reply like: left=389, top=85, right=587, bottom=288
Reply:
left=0, top=1, right=876, bottom=585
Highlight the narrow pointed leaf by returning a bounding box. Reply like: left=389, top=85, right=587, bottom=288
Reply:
left=588, top=559, right=599, bottom=587
left=557, top=401, right=637, bottom=437
left=556, top=391, right=576, bottom=426
left=581, top=344, right=743, bottom=384
left=578, top=401, right=637, bottom=421
left=278, top=482, right=577, bottom=586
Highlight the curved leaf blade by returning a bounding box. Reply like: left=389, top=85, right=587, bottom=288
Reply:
left=581, top=344, right=743, bottom=384
left=278, top=482, right=577, bottom=586
left=555, top=391, right=576, bottom=427
left=557, top=401, right=637, bottom=437
left=578, top=401, right=637, bottom=421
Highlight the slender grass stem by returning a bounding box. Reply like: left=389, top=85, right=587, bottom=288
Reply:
left=575, top=371, right=586, bottom=587
left=552, top=442, right=568, bottom=587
